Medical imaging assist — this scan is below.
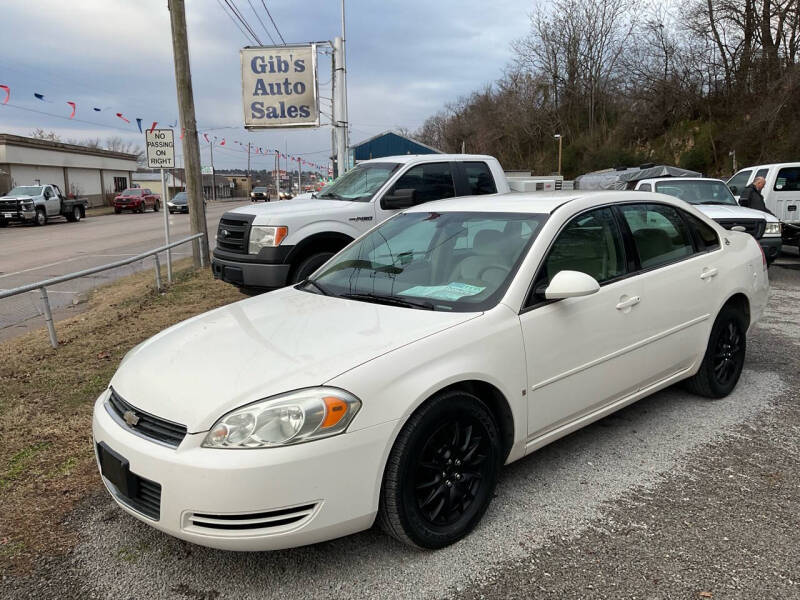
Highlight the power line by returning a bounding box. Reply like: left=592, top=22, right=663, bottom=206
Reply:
left=223, top=0, right=262, bottom=45
left=216, top=0, right=256, bottom=44
left=246, top=0, right=276, bottom=45
left=261, top=0, right=286, bottom=45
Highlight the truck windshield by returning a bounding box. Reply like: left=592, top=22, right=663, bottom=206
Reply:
left=307, top=211, right=547, bottom=311
left=317, top=162, right=399, bottom=202
left=7, top=186, right=43, bottom=197
left=655, top=180, right=738, bottom=206
left=121, top=189, right=144, bottom=196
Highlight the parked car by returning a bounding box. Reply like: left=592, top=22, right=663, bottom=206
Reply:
left=0, top=183, right=87, bottom=227
left=250, top=186, right=271, bottom=202
left=727, top=163, right=800, bottom=248
left=113, top=188, right=160, bottom=214
left=212, top=155, right=507, bottom=289
left=167, top=191, right=189, bottom=214
left=93, top=190, right=767, bottom=552
left=634, top=177, right=782, bottom=264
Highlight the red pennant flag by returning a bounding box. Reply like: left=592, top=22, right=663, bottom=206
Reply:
left=66, top=101, right=76, bottom=118
left=0, top=85, right=9, bottom=104
left=203, top=133, right=209, bottom=143
left=180, top=128, right=185, bottom=139
left=149, top=122, right=157, bottom=133
left=116, top=113, right=130, bottom=123
left=220, top=139, right=226, bottom=146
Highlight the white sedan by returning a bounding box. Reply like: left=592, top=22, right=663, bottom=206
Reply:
left=92, top=191, right=768, bottom=551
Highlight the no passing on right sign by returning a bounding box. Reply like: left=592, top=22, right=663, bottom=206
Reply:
left=145, top=129, right=175, bottom=169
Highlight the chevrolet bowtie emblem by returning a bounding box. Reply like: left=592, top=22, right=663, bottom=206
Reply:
left=123, top=410, right=140, bottom=427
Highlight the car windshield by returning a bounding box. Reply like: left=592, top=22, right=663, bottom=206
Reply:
left=307, top=211, right=547, bottom=311
left=253, top=187, right=268, bottom=192
left=172, top=192, right=187, bottom=204
left=7, top=186, right=43, bottom=197
left=317, top=162, right=399, bottom=202
left=121, top=189, right=144, bottom=196
left=655, top=180, right=738, bottom=205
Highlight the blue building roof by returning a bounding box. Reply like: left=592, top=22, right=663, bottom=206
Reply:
left=352, top=131, right=441, bottom=162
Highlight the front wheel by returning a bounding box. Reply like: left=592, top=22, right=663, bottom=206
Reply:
left=684, top=305, right=747, bottom=398
left=291, top=252, right=334, bottom=283
left=378, top=390, right=501, bottom=549
left=153, top=201, right=160, bottom=212
left=34, top=209, right=47, bottom=226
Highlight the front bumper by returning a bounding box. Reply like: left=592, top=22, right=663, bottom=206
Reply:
left=211, top=254, right=291, bottom=288
left=0, top=209, right=35, bottom=222
left=759, top=236, right=782, bottom=262
left=92, top=389, right=393, bottom=551
left=114, top=201, right=143, bottom=210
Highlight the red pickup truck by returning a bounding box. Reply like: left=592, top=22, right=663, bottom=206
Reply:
left=113, top=188, right=161, bottom=214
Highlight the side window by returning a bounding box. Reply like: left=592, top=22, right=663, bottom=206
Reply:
left=683, top=212, right=721, bottom=251
left=774, top=167, right=800, bottom=191
left=754, top=168, right=769, bottom=181
left=44, top=186, right=53, bottom=198
left=462, top=162, right=497, bottom=195
left=639, top=183, right=652, bottom=192
left=391, top=163, right=455, bottom=204
left=532, top=208, right=626, bottom=299
left=620, top=204, right=695, bottom=269
left=727, top=170, right=752, bottom=195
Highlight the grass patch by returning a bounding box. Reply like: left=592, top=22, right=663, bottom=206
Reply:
left=0, top=260, right=245, bottom=573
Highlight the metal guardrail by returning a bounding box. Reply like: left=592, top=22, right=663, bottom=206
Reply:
left=0, top=233, right=207, bottom=348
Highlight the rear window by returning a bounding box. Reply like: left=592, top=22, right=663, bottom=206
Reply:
left=774, top=167, right=800, bottom=192
left=462, top=162, right=497, bottom=195
left=727, top=170, right=752, bottom=195
left=684, top=213, right=721, bottom=251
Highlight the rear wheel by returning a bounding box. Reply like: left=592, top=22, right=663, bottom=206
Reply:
left=378, top=390, right=501, bottom=549
left=291, top=252, right=334, bottom=283
left=66, top=205, right=82, bottom=222
left=153, top=201, right=160, bottom=212
left=34, top=209, right=47, bottom=226
left=684, top=305, right=747, bottom=398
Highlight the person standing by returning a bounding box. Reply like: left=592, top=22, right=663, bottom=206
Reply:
left=738, top=177, right=775, bottom=215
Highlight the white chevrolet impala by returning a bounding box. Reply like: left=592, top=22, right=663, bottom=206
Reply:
left=93, top=191, right=768, bottom=551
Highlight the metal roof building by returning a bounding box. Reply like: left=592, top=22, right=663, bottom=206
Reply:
left=351, top=131, right=441, bottom=162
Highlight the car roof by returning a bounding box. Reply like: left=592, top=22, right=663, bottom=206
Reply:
left=638, top=177, right=726, bottom=184
left=358, top=154, right=496, bottom=166
left=738, top=162, right=800, bottom=170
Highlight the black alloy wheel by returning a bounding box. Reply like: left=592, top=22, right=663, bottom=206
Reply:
left=379, top=390, right=501, bottom=549
left=684, top=305, right=747, bottom=398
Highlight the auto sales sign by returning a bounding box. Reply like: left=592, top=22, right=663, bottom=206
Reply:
left=242, top=44, right=319, bottom=129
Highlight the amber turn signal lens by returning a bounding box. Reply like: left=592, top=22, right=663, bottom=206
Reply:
left=274, top=226, right=288, bottom=246
left=321, top=396, right=348, bottom=428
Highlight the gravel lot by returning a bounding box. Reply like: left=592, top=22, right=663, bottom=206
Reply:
left=5, top=254, right=800, bottom=600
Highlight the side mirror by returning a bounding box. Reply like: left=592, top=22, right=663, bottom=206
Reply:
left=382, top=188, right=417, bottom=209
left=544, top=270, right=600, bottom=300
left=729, top=185, right=738, bottom=195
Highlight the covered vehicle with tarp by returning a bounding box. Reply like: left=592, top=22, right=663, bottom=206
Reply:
left=575, top=164, right=701, bottom=190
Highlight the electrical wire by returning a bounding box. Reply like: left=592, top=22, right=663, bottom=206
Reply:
left=216, top=0, right=258, bottom=44
left=246, top=0, right=277, bottom=45
left=223, top=0, right=262, bottom=45
left=261, top=0, right=287, bottom=45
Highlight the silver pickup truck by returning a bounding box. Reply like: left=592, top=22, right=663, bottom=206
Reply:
left=0, top=183, right=88, bottom=227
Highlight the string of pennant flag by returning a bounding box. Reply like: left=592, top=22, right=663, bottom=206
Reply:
left=0, top=84, right=331, bottom=171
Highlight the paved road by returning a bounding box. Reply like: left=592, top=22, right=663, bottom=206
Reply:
left=0, top=200, right=250, bottom=338
left=5, top=260, right=800, bottom=599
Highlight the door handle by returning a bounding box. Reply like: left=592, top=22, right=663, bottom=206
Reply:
left=700, top=268, right=718, bottom=280
left=616, top=296, right=641, bottom=310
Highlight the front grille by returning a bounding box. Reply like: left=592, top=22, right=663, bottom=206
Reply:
left=216, top=213, right=254, bottom=254
left=0, top=199, right=19, bottom=211
left=107, top=387, right=187, bottom=448
left=189, top=503, right=317, bottom=532
left=716, top=218, right=765, bottom=240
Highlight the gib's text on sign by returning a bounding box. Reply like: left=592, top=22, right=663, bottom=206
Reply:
left=241, top=44, right=319, bottom=129
left=145, top=129, right=175, bottom=169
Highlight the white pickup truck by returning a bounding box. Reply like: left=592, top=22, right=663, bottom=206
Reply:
left=212, top=154, right=509, bottom=288
left=0, top=183, right=88, bottom=227
left=633, top=177, right=783, bottom=264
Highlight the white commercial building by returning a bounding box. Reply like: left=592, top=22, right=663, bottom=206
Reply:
left=0, top=133, right=139, bottom=207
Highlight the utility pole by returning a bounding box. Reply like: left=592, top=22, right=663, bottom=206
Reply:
left=340, top=0, right=349, bottom=171
left=333, top=36, right=349, bottom=177
left=168, top=0, right=208, bottom=267
left=209, top=139, right=217, bottom=203
left=554, top=134, right=563, bottom=176
left=729, top=149, right=737, bottom=173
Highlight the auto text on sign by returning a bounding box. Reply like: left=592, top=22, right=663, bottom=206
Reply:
left=241, top=44, right=320, bottom=129
left=145, top=129, right=175, bottom=169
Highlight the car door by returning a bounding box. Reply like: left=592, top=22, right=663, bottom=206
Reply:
left=43, top=186, right=60, bottom=215
left=519, top=206, right=645, bottom=441
left=374, top=162, right=457, bottom=225
left=617, top=203, right=721, bottom=387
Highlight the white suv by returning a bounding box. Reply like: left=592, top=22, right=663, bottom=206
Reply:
left=634, top=177, right=782, bottom=264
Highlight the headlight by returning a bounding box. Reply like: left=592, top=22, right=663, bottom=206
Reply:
left=764, top=222, right=782, bottom=236
left=167, top=202, right=175, bottom=207
left=203, top=387, right=361, bottom=449
left=248, top=225, right=288, bottom=253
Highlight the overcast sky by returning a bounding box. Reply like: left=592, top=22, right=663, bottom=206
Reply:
left=0, top=0, right=533, bottom=170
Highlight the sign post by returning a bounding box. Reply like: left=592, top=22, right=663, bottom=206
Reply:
left=146, top=129, right=176, bottom=283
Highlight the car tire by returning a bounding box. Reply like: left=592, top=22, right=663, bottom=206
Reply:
left=67, top=205, right=82, bottom=222
left=378, top=390, right=501, bottom=549
left=291, top=252, right=334, bottom=283
left=0, top=217, right=7, bottom=228
left=34, top=208, right=47, bottom=226
left=684, top=305, right=747, bottom=398
left=153, top=201, right=160, bottom=212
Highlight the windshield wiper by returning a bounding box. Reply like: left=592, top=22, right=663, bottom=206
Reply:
left=297, top=279, right=329, bottom=296
left=699, top=201, right=736, bottom=206
left=318, top=192, right=344, bottom=200
left=340, top=292, right=435, bottom=310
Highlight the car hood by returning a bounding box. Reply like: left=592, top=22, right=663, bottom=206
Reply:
left=109, top=286, right=479, bottom=432
left=0, top=195, right=34, bottom=201
left=695, top=204, right=778, bottom=222
left=229, top=198, right=367, bottom=224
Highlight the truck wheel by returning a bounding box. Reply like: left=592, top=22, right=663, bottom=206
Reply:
left=66, top=205, right=82, bottom=222
left=0, top=217, right=7, bottom=228
left=153, top=201, right=160, bottom=212
left=34, top=209, right=47, bottom=226
left=114, top=208, right=121, bottom=214
left=291, top=252, right=334, bottom=283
